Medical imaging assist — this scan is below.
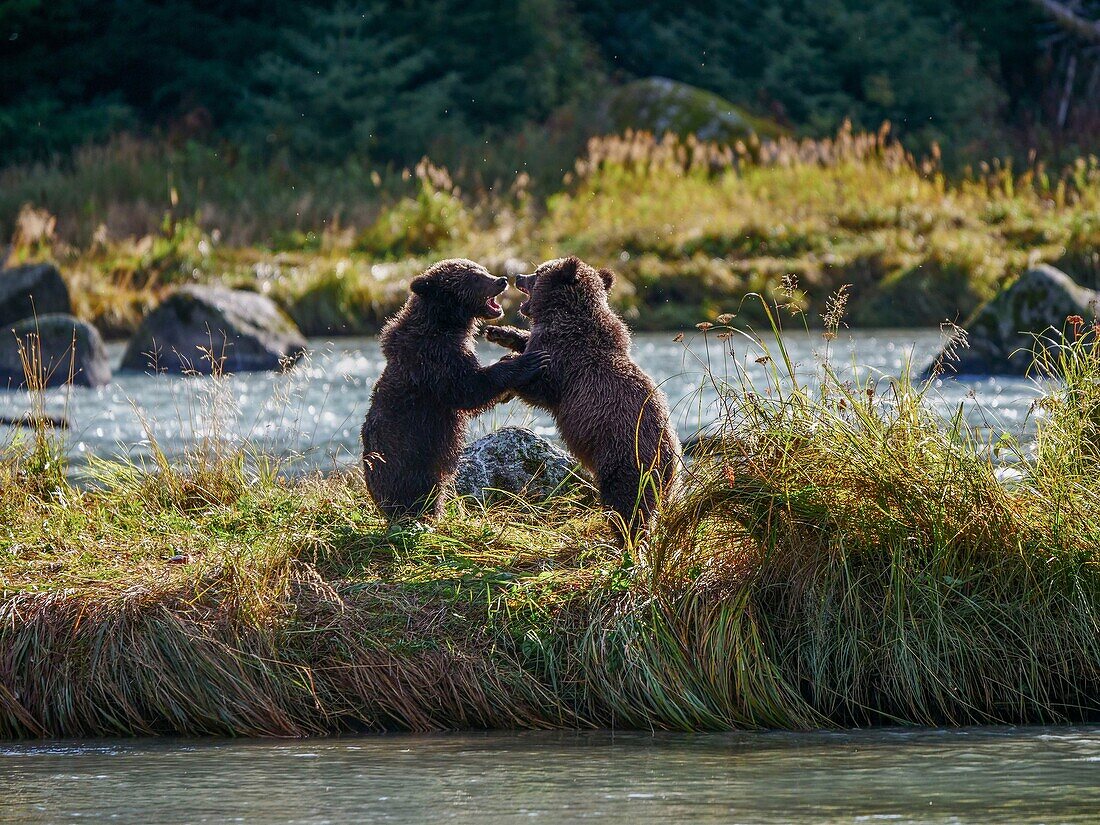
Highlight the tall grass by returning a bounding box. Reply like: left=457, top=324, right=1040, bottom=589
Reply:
left=2, top=299, right=1100, bottom=737
left=636, top=298, right=1100, bottom=727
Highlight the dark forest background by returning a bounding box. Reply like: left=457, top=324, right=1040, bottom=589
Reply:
left=2, top=0, right=1098, bottom=170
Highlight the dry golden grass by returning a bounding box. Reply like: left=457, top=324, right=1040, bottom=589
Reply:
left=4, top=125, right=1098, bottom=338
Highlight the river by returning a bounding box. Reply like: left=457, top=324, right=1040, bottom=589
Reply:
left=0, top=329, right=1044, bottom=477
left=3, top=728, right=1099, bottom=823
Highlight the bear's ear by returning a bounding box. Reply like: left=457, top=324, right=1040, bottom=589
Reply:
left=552, top=256, right=581, bottom=284
left=410, top=275, right=437, bottom=297
left=598, top=268, right=615, bottom=291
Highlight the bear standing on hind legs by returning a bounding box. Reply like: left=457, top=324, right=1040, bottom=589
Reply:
left=485, top=256, right=682, bottom=541
left=361, top=259, right=549, bottom=523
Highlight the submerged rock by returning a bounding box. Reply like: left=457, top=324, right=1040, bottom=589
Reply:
left=0, top=262, right=72, bottom=328
left=926, top=265, right=1100, bottom=377
left=121, top=285, right=307, bottom=374
left=0, top=313, right=111, bottom=389
left=455, top=426, right=579, bottom=503
left=600, top=77, right=783, bottom=143
left=0, top=413, right=69, bottom=428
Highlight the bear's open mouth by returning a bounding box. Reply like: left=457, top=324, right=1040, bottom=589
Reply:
left=484, top=296, right=504, bottom=317
left=514, top=276, right=533, bottom=317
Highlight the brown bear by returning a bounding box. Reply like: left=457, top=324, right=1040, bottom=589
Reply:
left=485, top=256, right=681, bottom=540
left=362, top=259, right=549, bottom=523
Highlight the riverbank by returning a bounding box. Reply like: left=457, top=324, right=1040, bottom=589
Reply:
left=4, top=126, right=1099, bottom=339
left=2, top=321, right=1098, bottom=738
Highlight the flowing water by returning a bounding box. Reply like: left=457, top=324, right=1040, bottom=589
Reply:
left=0, top=329, right=1044, bottom=477
left=3, top=728, right=1100, bottom=823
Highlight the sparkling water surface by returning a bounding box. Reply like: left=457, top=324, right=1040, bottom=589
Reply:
left=3, top=727, right=1099, bottom=823
left=0, top=329, right=1045, bottom=476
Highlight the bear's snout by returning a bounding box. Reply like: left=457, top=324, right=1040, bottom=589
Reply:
left=514, top=274, right=535, bottom=295
left=491, top=276, right=508, bottom=295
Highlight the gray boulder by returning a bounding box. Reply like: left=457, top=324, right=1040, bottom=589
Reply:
left=121, top=285, right=307, bottom=374
left=455, top=426, right=579, bottom=503
left=0, top=314, right=111, bottom=389
left=926, top=265, right=1100, bottom=377
left=0, top=263, right=72, bottom=328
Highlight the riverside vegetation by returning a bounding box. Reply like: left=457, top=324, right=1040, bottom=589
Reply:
left=1, top=296, right=1099, bottom=737
left=3, top=125, right=1100, bottom=339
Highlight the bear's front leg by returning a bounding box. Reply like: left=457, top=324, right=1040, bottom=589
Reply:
left=453, top=349, right=551, bottom=412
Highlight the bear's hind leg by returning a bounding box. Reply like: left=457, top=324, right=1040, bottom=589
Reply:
left=364, top=452, right=442, bottom=524
left=598, top=466, right=659, bottom=545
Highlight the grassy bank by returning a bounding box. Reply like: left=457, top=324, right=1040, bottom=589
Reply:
left=2, top=311, right=1099, bottom=737
left=4, top=127, right=1099, bottom=338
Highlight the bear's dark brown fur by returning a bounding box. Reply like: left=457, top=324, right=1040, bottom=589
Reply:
left=362, top=259, right=548, bottom=522
left=485, top=256, right=681, bottom=539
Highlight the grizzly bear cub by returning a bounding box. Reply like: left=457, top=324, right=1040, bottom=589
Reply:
left=485, top=256, right=681, bottom=539
left=362, top=259, right=549, bottom=523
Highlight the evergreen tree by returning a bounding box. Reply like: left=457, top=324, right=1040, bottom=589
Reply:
left=757, top=0, right=1004, bottom=151
left=394, top=0, right=592, bottom=131
left=246, top=2, right=457, bottom=163
left=0, top=0, right=1092, bottom=165
left=577, top=0, right=1006, bottom=154
left=0, top=0, right=287, bottom=162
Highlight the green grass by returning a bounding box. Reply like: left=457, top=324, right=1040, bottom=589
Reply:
left=4, top=126, right=1099, bottom=339
left=2, top=301, right=1099, bottom=737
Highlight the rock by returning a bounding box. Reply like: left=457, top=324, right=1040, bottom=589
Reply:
left=120, top=285, right=307, bottom=374
left=601, top=77, right=784, bottom=143
left=0, top=263, right=72, bottom=328
left=0, top=314, right=111, bottom=389
left=0, top=414, right=69, bottom=429
left=925, top=265, right=1100, bottom=377
left=455, top=426, right=579, bottom=503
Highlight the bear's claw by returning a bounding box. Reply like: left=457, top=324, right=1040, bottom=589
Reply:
left=514, top=348, right=551, bottom=382
left=484, top=325, right=528, bottom=352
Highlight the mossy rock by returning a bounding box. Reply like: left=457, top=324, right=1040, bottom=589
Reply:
left=0, top=313, right=111, bottom=389
left=120, top=285, right=307, bottom=374
left=602, top=77, right=783, bottom=143
left=455, top=426, right=582, bottom=503
left=924, top=264, right=1100, bottom=377
left=0, top=262, right=71, bottom=328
